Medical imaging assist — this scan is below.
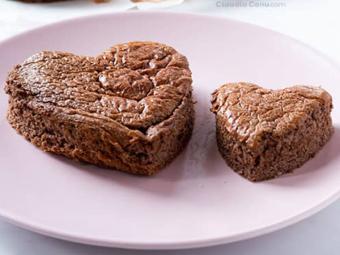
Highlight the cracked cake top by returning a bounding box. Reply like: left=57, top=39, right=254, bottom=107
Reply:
left=5, top=42, right=193, bottom=135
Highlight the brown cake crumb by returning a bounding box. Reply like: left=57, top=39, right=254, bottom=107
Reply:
left=5, top=42, right=194, bottom=175
left=211, top=82, right=333, bottom=182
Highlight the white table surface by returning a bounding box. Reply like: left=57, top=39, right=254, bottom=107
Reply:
left=1, top=0, right=340, bottom=254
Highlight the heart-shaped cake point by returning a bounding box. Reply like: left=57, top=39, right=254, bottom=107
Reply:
left=211, top=82, right=333, bottom=182
left=5, top=42, right=194, bottom=175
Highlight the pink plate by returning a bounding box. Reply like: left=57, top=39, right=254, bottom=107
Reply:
left=0, top=12, right=339, bottom=250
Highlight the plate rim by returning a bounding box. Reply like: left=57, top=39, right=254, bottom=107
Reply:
left=0, top=10, right=340, bottom=250
left=1, top=190, right=340, bottom=250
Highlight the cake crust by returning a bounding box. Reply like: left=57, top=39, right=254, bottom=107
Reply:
left=211, top=82, right=333, bottom=182
left=5, top=42, right=194, bottom=175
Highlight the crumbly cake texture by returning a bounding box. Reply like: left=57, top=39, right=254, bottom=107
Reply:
left=5, top=42, right=194, bottom=175
left=211, top=82, right=333, bottom=182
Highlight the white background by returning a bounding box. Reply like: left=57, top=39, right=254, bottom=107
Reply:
left=1, top=0, right=340, bottom=254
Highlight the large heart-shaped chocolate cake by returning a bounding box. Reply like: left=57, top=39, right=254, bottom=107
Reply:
left=211, top=82, right=333, bottom=182
left=5, top=42, right=194, bottom=175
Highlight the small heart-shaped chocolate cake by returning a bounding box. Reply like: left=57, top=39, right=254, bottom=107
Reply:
left=211, top=82, right=333, bottom=182
left=5, top=42, right=194, bottom=175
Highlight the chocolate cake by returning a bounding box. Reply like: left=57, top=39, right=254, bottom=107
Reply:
left=19, top=0, right=64, bottom=2
left=5, top=42, right=194, bottom=175
left=211, top=82, right=333, bottom=182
